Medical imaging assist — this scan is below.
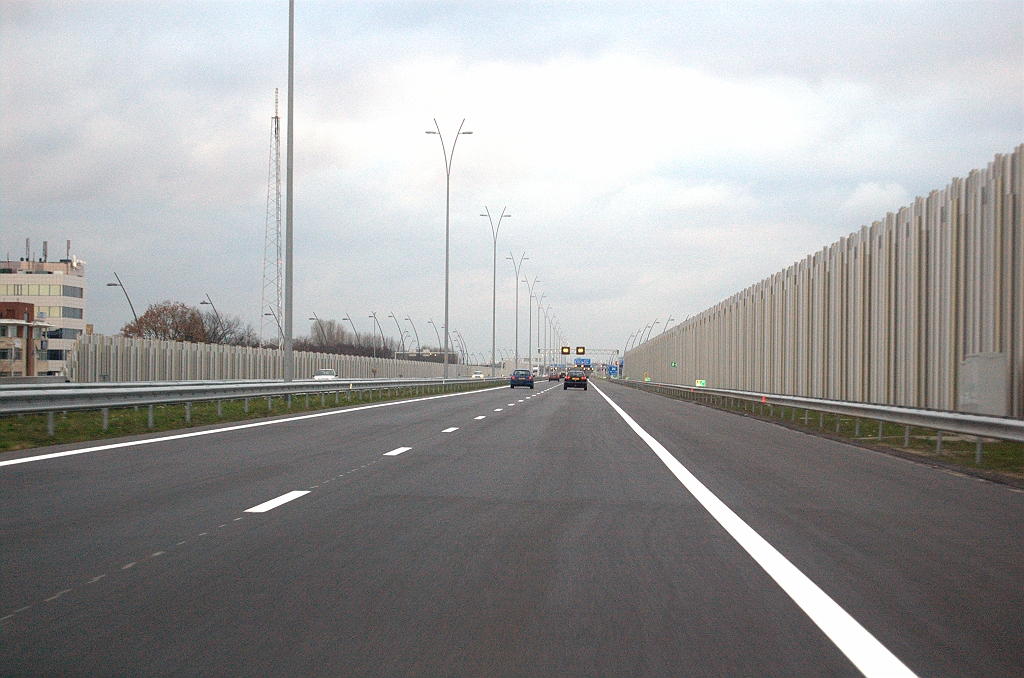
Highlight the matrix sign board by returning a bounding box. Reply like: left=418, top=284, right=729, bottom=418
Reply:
left=575, top=346, right=585, bottom=355
left=561, top=346, right=571, bottom=355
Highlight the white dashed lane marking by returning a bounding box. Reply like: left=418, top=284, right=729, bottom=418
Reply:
left=474, top=416, right=486, bottom=420
left=494, top=408, right=503, bottom=411
left=442, top=427, right=459, bottom=433
left=384, top=446, right=412, bottom=456
left=244, top=490, right=310, bottom=513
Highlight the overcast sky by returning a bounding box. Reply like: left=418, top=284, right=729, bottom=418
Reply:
left=2, top=1, right=1021, bottom=360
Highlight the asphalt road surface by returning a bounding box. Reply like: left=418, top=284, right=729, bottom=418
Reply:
left=2, top=379, right=1022, bottom=676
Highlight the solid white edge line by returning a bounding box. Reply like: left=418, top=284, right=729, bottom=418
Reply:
left=590, top=382, right=916, bottom=678
left=0, top=384, right=508, bottom=468
left=384, top=446, right=412, bottom=456
left=244, top=490, right=310, bottom=513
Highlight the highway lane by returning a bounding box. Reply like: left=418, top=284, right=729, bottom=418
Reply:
left=1, top=378, right=1021, bottom=675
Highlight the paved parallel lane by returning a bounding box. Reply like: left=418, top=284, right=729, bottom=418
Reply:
left=1, top=379, right=1021, bottom=676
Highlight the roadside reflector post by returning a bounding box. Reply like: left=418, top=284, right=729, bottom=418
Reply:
left=148, top=405, right=154, bottom=428
left=47, top=411, right=55, bottom=437
left=102, top=407, right=109, bottom=430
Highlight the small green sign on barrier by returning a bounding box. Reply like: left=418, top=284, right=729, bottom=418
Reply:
left=695, top=379, right=706, bottom=387
left=670, top=361, right=677, bottom=367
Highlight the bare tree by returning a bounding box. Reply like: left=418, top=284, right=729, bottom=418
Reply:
left=121, top=301, right=205, bottom=342
left=295, top=318, right=398, bottom=358
left=120, top=301, right=259, bottom=346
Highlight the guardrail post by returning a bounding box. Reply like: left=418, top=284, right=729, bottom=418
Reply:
left=102, top=408, right=109, bottom=430
left=148, top=405, right=154, bottom=428
left=185, top=402, right=191, bottom=424
left=47, top=411, right=55, bottom=437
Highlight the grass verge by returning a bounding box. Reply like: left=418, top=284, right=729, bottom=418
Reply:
left=611, top=380, right=1024, bottom=486
left=1, top=382, right=497, bottom=454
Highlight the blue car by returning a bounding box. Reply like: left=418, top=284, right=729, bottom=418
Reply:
left=510, top=369, right=534, bottom=389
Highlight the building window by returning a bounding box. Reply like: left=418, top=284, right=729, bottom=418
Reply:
left=46, top=328, right=81, bottom=340
left=63, top=286, right=84, bottom=298
left=47, top=349, right=67, bottom=361
left=0, top=348, right=23, bottom=361
left=62, top=307, right=84, bottom=319
left=37, top=350, right=48, bottom=362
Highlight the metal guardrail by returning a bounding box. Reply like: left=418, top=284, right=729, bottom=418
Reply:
left=0, top=377, right=505, bottom=417
left=614, top=379, right=1024, bottom=449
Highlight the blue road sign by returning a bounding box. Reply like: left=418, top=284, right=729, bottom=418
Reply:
left=574, top=358, right=591, bottom=366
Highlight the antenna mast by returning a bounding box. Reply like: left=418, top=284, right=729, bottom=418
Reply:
left=260, top=89, right=284, bottom=347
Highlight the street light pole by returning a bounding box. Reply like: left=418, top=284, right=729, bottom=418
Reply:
left=535, top=292, right=545, bottom=370
left=426, top=118, right=472, bottom=377
left=506, top=251, right=528, bottom=366
left=369, top=312, right=385, bottom=359
left=404, top=316, right=421, bottom=353
left=309, top=312, right=328, bottom=345
left=427, top=318, right=442, bottom=356
left=481, top=206, right=511, bottom=377
left=283, top=0, right=295, bottom=382
left=106, top=272, right=139, bottom=325
left=662, top=315, right=675, bottom=334
left=388, top=312, right=406, bottom=353
left=341, top=313, right=359, bottom=344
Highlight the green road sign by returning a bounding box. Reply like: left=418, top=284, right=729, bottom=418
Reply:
left=695, top=379, right=706, bottom=387
left=670, top=362, right=677, bottom=367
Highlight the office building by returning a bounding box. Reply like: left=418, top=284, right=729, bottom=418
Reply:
left=0, top=239, right=87, bottom=376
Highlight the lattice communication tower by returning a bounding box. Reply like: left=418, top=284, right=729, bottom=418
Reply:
left=260, top=89, right=284, bottom=347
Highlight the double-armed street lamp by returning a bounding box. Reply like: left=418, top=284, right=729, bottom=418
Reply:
left=106, top=272, right=139, bottom=325
left=522, top=276, right=539, bottom=373
left=507, top=252, right=528, bottom=365
left=426, top=118, right=472, bottom=377
left=663, top=315, right=675, bottom=334
left=481, top=206, right=511, bottom=376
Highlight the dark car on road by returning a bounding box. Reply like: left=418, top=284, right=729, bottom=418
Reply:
left=563, top=369, right=587, bottom=390
left=547, top=371, right=560, bottom=381
left=510, top=369, right=534, bottom=389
